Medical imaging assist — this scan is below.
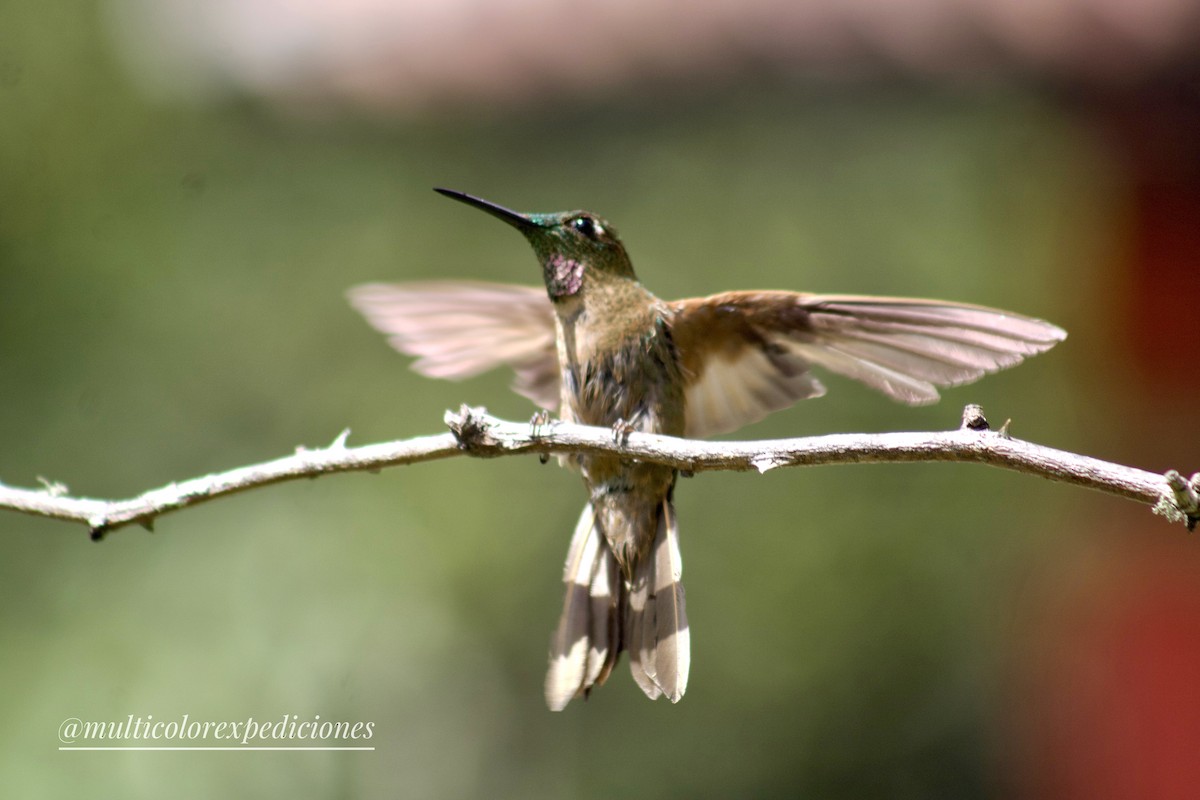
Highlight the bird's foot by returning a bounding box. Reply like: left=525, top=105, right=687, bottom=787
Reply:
left=529, top=409, right=552, bottom=437
left=530, top=409, right=553, bottom=464
left=611, top=419, right=636, bottom=445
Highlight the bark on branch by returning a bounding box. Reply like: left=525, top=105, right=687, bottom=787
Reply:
left=0, top=404, right=1195, bottom=540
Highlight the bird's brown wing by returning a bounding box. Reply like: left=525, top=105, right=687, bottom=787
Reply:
left=347, top=281, right=561, bottom=410
left=669, top=291, right=1066, bottom=438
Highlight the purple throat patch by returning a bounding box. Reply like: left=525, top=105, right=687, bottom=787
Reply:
left=546, top=254, right=584, bottom=298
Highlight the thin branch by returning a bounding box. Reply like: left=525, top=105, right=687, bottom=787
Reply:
left=0, top=405, right=1195, bottom=540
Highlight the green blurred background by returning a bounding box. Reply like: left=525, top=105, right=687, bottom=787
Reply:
left=3, top=1, right=1199, bottom=797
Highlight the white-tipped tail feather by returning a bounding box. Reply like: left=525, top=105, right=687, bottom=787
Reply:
left=546, top=500, right=690, bottom=710
left=545, top=505, right=612, bottom=711
left=639, top=499, right=689, bottom=702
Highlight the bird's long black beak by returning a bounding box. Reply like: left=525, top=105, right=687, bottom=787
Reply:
left=434, top=188, right=540, bottom=232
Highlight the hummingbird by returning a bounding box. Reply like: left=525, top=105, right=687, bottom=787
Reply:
left=348, top=188, right=1066, bottom=711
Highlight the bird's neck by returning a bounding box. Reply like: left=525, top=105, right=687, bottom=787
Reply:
left=556, top=276, right=660, bottom=346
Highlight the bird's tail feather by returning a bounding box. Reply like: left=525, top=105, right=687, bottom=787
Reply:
left=545, top=499, right=690, bottom=709
left=628, top=497, right=690, bottom=703
left=545, top=504, right=621, bottom=711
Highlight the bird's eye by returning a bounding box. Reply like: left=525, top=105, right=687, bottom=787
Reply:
left=570, top=215, right=603, bottom=239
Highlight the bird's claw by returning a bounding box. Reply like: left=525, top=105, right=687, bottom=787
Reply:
left=529, top=409, right=551, bottom=437
left=530, top=409, right=553, bottom=464
left=611, top=419, right=635, bottom=445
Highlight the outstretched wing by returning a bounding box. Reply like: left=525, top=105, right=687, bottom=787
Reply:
left=347, top=281, right=561, bottom=410
left=670, top=291, right=1066, bottom=438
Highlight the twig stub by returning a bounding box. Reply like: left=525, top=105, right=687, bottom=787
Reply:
left=1164, top=470, right=1200, bottom=531
left=961, top=404, right=990, bottom=432
left=445, top=405, right=496, bottom=451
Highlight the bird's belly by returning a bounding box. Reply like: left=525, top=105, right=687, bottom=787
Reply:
left=559, top=338, right=684, bottom=566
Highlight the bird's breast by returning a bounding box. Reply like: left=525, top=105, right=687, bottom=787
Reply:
left=555, top=311, right=685, bottom=437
